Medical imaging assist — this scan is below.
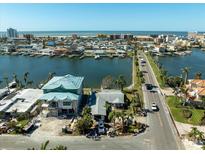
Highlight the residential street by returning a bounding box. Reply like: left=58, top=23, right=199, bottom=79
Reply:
left=0, top=134, right=153, bottom=150
left=138, top=51, right=185, bottom=149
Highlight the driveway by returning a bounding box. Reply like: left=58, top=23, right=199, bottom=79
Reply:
left=31, top=117, right=71, bottom=138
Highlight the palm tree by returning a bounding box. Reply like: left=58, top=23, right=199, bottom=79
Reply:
left=108, top=110, right=117, bottom=127
left=196, top=131, right=204, bottom=144
left=43, top=40, right=46, bottom=49
left=194, top=72, right=202, bottom=80
left=180, top=85, right=189, bottom=106
left=134, top=50, right=137, bottom=57
left=160, top=68, right=168, bottom=85
left=24, top=72, right=29, bottom=87
left=3, top=75, right=10, bottom=92
left=40, top=140, right=50, bottom=150
left=105, top=102, right=112, bottom=116
left=188, top=127, right=200, bottom=141
left=27, top=80, right=34, bottom=88
left=47, top=72, right=56, bottom=81
left=115, top=75, right=126, bottom=91
left=44, top=72, right=56, bottom=83
left=116, top=111, right=127, bottom=133
left=181, top=67, right=190, bottom=85
left=28, top=140, right=67, bottom=150
left=13, top=73, right=20, bottom=87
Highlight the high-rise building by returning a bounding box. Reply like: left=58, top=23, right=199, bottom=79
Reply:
left=7, top=28, right=18, bottom=38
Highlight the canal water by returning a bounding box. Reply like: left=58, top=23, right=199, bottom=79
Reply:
left=157, top=48, right=205, bottom=79
left=0, top=55, right=132, bottom=88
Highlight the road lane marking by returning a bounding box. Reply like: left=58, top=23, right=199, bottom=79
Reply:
left=157, top=112, right=163, bottom=127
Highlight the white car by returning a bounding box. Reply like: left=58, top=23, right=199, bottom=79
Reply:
left=151, top=103, right=158, bottom=111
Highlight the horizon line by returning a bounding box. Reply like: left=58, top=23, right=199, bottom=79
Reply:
left=0, top=30, right=201, bottom=32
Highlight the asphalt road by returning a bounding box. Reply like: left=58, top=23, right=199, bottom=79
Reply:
left=138, top=51, right=184, bottom=150
left=0, top=134, right=155, bottom=150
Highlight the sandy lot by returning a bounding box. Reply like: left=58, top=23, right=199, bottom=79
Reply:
left=31, top=116, right=71, bottom=138
left=175, top=121, right=205, bottom=150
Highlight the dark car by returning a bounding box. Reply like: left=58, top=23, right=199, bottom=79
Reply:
left=145, top=84, right=153, bottom=90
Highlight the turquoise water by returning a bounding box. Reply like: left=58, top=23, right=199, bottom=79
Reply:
left=158, top=48, right=205, bottom=79
left=0, top=56, right=132, bottom=88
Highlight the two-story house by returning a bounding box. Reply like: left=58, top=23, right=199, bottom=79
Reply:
left=39, top=74, right=84, bottom=117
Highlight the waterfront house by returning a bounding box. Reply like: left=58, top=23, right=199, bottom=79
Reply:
left=38, top=48, right=54, bottom=56
left=53, top=47, right=68, bottom=56
left=0, top=89, right=43, bottom=118
left=187, top=79, right=205, bottom=101
left=40, top=74, right=84, bottom=117
left=89, top=90, right=124, bottom=120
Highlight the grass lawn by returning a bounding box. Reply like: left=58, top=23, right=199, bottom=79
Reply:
left=146, top=53, right=165, bottom=88
left=166, top=96, right=205, bottom=125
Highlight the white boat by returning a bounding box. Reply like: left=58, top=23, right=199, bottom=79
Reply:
left=184, top=50, right=192, bottom=54
left=94, top=55, right=100, bottom=59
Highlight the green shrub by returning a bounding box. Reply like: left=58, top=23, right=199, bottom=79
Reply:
left=182, top=109, right=192, bottom=119
left=200, top=112, right=205, bottom=126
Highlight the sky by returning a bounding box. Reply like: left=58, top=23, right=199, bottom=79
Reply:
left=0, top=3, right=205, bottom=31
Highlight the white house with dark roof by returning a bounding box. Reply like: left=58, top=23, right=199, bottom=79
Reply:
left=39, top=74, right=84, bottom=117
left=89, top=90, right=124, bottom=120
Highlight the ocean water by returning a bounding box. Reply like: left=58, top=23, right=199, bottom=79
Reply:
left=0, top=31, right=189, bottom=37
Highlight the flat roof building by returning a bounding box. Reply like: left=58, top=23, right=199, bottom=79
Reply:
left=0, top=89, right=43, bottom=114
left=7, top=28, right=18, bottom=38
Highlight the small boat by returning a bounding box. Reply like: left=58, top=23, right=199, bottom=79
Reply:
left=201, top=48, right=205, bottom=51
left=184, top=50, right=192, bottom=54
left=11, top=52, right=18, bottom=56
left=79, top=55, right=85, bottom=59
left=36, top=54, right=43, bottom=57
left=94, top=55, right=100, bottom=59
left=109, top=55, right=113, bottom=59
left=30, top=54, right=36, bottom=57
left=59, top=54, right=65, bottom=58
left=49, top=53, right=55, bottom=57
left=118, top=54, right=125, bottom=58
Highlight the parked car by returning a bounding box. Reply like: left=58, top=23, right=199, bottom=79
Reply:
left=98, top=120, right=105, bottom=134
left=151, top=103, right=158, bottom=111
